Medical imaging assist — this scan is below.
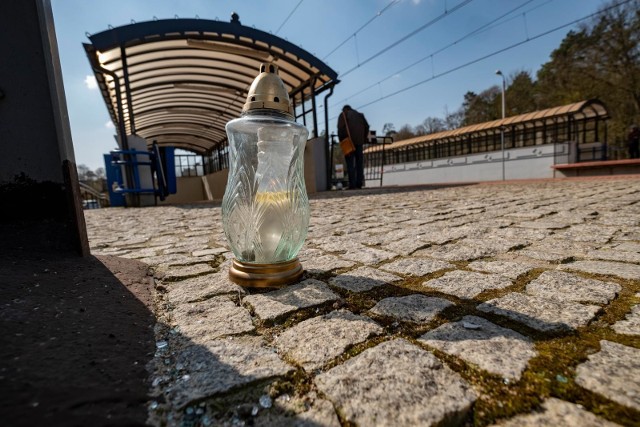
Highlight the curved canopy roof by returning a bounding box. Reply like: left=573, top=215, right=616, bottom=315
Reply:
left=84, top=16, right=338, bottom=154
left=379, top=99, right=609, bottom=152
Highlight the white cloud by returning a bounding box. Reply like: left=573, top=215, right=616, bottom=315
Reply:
left=84, top=75, right=98, bottom=90
left=412, top=0, right=422, bottom=4
left=105, top=121, right=115, bottom=129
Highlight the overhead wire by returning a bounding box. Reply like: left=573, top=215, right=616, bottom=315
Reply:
left=334, top=0, right=543, bottom=107
left=339, top=0, right=475, bottom=79
left=322, top=0, right=400, bottom=61
left=319, top=0, right=632, bottom=128
left=353, top=0, right=634, bottom=112
left=275, top=0, right=304, bottom=35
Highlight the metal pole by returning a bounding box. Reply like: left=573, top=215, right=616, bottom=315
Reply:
left=323, top=85, right=335, bottom=190
left=496, top=70, right=506, bottom=181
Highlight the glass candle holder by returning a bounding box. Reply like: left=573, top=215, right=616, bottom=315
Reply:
left=221, top=63, right=309, bottom=287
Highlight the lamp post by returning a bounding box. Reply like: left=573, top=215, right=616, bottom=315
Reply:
left=495, top=70, right=506, bottom=181
left=222, top=63, right=309, bottom=288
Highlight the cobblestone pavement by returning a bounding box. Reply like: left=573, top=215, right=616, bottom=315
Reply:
left=85, top=178, right=640, bottom=426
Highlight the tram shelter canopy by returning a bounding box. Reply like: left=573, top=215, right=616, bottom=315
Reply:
left=370, top=99, right=609, bottom=153
left=84, top=14, right=338, bottom=155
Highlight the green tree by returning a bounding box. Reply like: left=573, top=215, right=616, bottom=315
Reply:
left=461, top=87, right=501, bottom=125
left=77, top=164, right=91, bottom=181
left=422, top=116, right=446, bottom=134
left=444, top=106, right=464, bottom=130
left=537, top=0, right=640, bottom=147
left=382, top=122, right=396, bottom=137
left=506, top=70, right=538, bottom=115
left=395, top=124, right=416, bottom=141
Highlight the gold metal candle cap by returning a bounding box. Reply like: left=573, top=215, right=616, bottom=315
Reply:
left=242, top=63, right=293, bottom=116
left=229, top=258, right=303, bottom=288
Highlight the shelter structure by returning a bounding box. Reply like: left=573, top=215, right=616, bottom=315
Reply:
left=363, top=99, right=614, bottom=186
left=370, top=99, right=609, bottom=162
left=84, top=14, right=338, bottom=190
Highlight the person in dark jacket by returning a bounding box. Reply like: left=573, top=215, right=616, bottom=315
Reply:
left=337, top=105, right=370, bottom=189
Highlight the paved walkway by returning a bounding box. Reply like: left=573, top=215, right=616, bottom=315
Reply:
left=86, top=178, right=640, bottom=426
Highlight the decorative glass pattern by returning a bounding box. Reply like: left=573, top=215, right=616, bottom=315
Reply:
left=222, top=113, right=309, bottom=264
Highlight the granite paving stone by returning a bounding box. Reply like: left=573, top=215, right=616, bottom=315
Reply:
left=586, top=249, right=640, bottom=264
left=611, top=242, right=640, bottom=252
left=125, top=245, right=172, bottom=259
left=478, top=293, right=601, bottom=332
left=242, top=279, right=339, bottom=322
left=275, top=310, right=383, bottom=370
left=315, top=339, right=477, bottom=426
left=379, top=257, right=454, bottom=276
left=165, top=272, right=244, bottom=305
left=526, top=271, right=621, bottom=305
left=312, top=237, right=364, bottom=253
left=82, top=178, right=640, bottom=426
left=554, top=225, right=619, bottom=244
left=492, top=398, right=621, bottom=426
left=168, top=337, right=294, bottom=409
left=612, top=304, right=640, bottom=335
left=340, top=246, right=397, bottom=264
left=384, top=236, right=433, bottom=255
left=298, top=249, right=356, bottom=273
left=415, top=242, right=498, bottom=261
left=558, top=260, right=640, bottom=280
left=515, top=249, right=573, bottom=263
left=526, top=238, right=597, bottom=257
left=163, top=243, right=208, bottom=255
left=491, top=227, right=551, bottom=241
left=191, top=247, right=228, bottom=257
left=139, top=253, right=198, bottom=267
left=154, top=263, right=215, bottom=281
left=424, top=270, right=513, bottom=299
left=369, top=294, right=454, bottom=323
left=516, top=220, right=571, bottom=230
left=575, top=340, right=640, bottom=411
left=460, top=236, right=529, bottom=253
left=419, top=315, right=537, bottom=380
left=328, top=266, right=402, bottom=293
left=467, top=260, right=535, bottom=280
left=171, top=296, right=255, bottom=343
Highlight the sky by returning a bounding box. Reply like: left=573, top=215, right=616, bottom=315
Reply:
left=51, top=0, right=607, bottom=170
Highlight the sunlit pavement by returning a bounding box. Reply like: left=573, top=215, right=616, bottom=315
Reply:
left=86, top=177, right=640, bottom=426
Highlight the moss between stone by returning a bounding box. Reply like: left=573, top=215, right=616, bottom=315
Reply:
left=414, top=271, right=640, bottom=426
left=159, top=251, right=640, bottom=426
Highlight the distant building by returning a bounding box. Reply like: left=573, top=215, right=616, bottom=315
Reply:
left=364, top=99, right=612, bottom=185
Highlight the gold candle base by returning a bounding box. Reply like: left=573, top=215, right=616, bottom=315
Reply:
left=229, top=258, right=303, bottom=288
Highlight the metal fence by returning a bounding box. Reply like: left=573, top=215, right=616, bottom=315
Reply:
left=329, top=134, right=391, bottom=187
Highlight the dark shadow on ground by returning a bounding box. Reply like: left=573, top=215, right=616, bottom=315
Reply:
left=0, top=248, right=156, bottom=427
